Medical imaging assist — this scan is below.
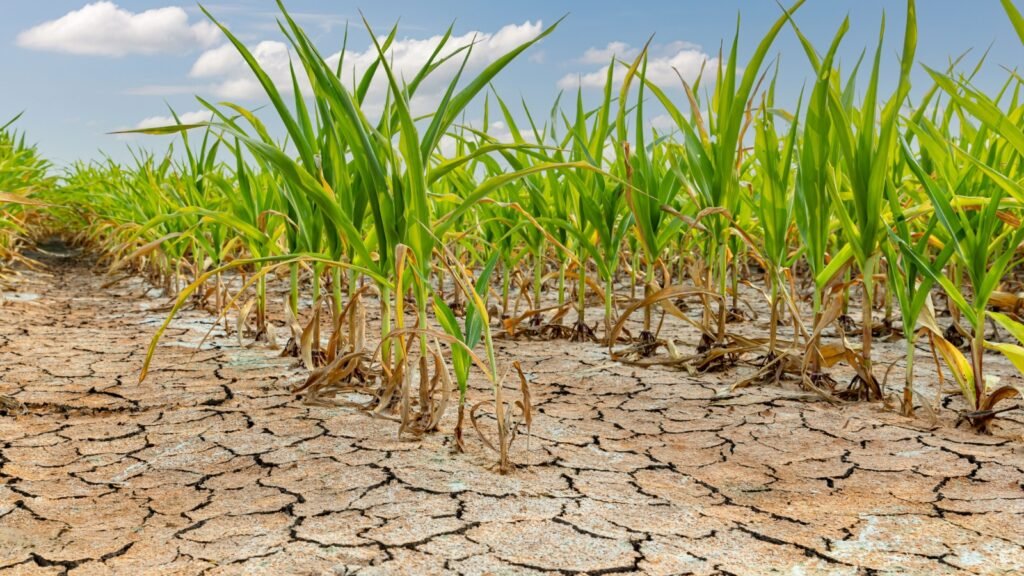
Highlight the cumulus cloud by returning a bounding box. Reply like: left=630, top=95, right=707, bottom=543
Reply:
left=16, top=2, right=220, bottom=57
left=579, top=41, right=639, bottom=65
left=134, top=109, right=213, bottom=130
left=648, top=114, right=678, bottom=131
left=189, top=41, right=295, bottom=100
left=188, top=20, right=545, bottom=113
left=558, top=40, right=716, bottom=90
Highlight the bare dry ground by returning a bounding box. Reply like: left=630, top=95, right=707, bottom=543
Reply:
left=2, top=250, right=1024, bottom=575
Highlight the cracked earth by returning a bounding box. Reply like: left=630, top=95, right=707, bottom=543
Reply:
left=2, top=250, right=1024, bottom=576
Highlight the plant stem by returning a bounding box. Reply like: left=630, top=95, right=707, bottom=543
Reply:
left=311, top=263, right=322, bottom=351
left=972, top=315, right=986, bottom=411
left=577, top=257, right=587, bottom=326
left=810, top=284, right=823, bottom=374
left=534, top=241, right=544, bottom=309
left=716, top=243, right=728, bottom=342
left=289, top=262, right=299, bottom=317
left=861, top=288, right=874, bottom=393
left=331, top=266, right=342, bottom=322
left=768, top=273, right=779, bottom=356
left=630, top=251, right=639, bottom=301
left=380, top=284, right=392, bottom=365
left=257, top=271, right=267, bottom=334
left=903, top=336, right=915, bottom=417
left=643, top=265, right=654, bottom=333
left=557, top=263, right=566, bottom=307
left=861, top=256, right=878, bottom=398
left=604, top=276, right=614, bottom=340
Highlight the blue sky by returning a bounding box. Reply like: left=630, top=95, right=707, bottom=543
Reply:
left=2, top=1, right=1023, bottom=167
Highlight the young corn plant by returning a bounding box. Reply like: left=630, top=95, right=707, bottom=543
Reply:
left=434, top=248, right=531, bottom=473
left=903, top=117, right=1024, bottom=431
left=215, top=142, right=288, bottom=344
left=618, top=55, right=686, bottom=351
left=504, top=101, right=563, bottom=323
left=461, top=93, right=580, bottom=338
left=433, top=253, right=498, bottom=450
left=884, top=152, right=955, bottom=416
left=747, top=78, right=802, bottom=376
left=641, top=0, right=806, bottom=352
left=822, top=0, right=917, bottom=400
left=557, top=75, right=631, bottom=342
left=787, top=18, right=848, bottom=383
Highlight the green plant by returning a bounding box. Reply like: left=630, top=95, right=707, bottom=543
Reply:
left=823, top=0, right=917, bottom=399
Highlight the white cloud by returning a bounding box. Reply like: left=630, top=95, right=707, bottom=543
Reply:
left=648, top=114, right=677, bottom=131
left=134, top=109, right=213, bottom=130
left=190, top=41, right=295, bottom=100
left=580, top=41, right=638, bottom=65
left=558, top=40, right=716, bottom=90
left=188, top=20, right=545, bottom=112
left=16, top=2, right=220, bottom=57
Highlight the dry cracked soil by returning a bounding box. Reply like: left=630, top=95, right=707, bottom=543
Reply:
left=2, top=249, right=1024, bottom=576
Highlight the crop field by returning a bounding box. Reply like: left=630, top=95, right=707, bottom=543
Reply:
left=2, top=0, right=1024, bottom=574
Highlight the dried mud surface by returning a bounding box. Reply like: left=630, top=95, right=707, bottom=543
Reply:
left=2, top=252, right=1024, bottom=576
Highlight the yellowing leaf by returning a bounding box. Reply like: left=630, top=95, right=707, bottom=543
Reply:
left=921, top=302, right=975, bottom=406
left=989, top=311, right=1024, bottom=344
left=985, top=341, right=1024, bottom=375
